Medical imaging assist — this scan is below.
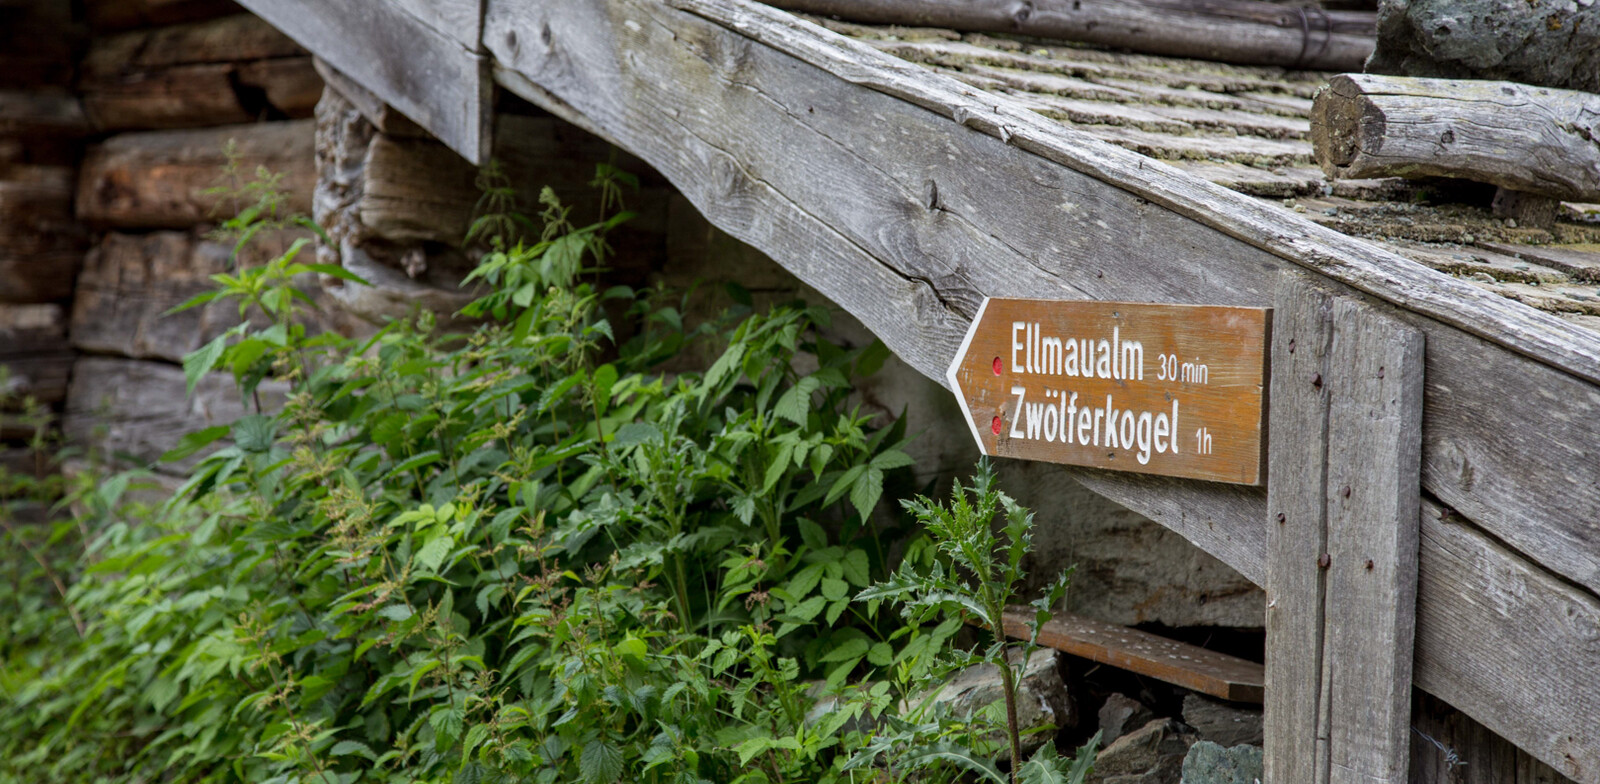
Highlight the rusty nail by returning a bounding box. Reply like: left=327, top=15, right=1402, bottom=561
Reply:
left=1365, top=559, right=1374, bottom=570
left=1342, top=485, right=1351, bottom=498
left=1276, top=512, right=1286, bottom=524
left=1318, top=553, right=1331, bottom=569
left=1288, top=339, right=1296, bottom=354
left=1312, top=372, right=1322, bottom=388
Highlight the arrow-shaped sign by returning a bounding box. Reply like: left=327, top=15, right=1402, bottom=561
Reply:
left=947, top=298, right=1271, bottom=485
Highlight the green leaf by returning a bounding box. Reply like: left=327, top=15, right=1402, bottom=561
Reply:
left=330, top=740, right=377, bottom=761
left=593, top=363, right=618, bottom=417
left=820, top=638, right=869, bottom=663
left=870, top=449, right=916, bottom=470
left=182, top=333, right=229, bottom=397
left=299, top=262, right=371, bottom=285
left=160, top=425, right=230, bottom=462
left=430, top=706, right=463, bottom=751
left=232, top=415, right=276, bottom=453
left=377, top=604, right=413, bottom=622
left=849, top=465, right=885, bottom=520
left=579, top=739, right=624, bottom=784
left=823, top=464, right=865, bottom=508
left=415, top=534, right=454, bottom=573
left=773, top=376, right=821, bottom=426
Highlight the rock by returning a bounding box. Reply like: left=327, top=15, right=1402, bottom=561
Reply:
left=921, top=649, right=1075, bottom=758
left=1179, top=741, right=1262, bottom=784
left=1180, top=694, right=1262, bottom=748
left=1099, top=693, right=1156, bottom=741
left=1368, top=0, right=1600, bottom=92
left=1092, top=718, right=1194, bottom=784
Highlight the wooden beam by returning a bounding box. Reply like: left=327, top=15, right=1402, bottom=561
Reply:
left=766, top=0, right=1375, bottom=71
left=233, top=0, right=490, bottom=164
left=1312, top=74, right=1600, bottom=203
left=996, top=608, right=1264, bottom=703
left=76, top=121, right=315, bottom=229
left=482, top=1, right=1600, bottom=773
left=488, top=0, right=1600, bottom=600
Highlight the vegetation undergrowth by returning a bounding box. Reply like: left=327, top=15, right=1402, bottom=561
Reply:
left=0, top=160, right=1096, bottom=783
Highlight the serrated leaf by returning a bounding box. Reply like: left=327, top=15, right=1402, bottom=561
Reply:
left=849, top=465, right=885, bottom=520
left=820, top=637, right=869, bottom=663
left=773, top=376, right=821, bottom=426
left=430, top=706, right=463, bottom=751
left=415, top=534, right=453, bottom=573
left=231, top=415, right=276, bottom=453
left=579, top=739, right=624, bottom=784
left=182, top=333, right=229, bottom=397
left=870, top=449, right=915, bottom=470
left=330, top=740, right=377, bottom=761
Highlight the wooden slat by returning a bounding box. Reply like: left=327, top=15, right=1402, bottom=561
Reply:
left=1411, top=691, right=1577, bottom=784
left=996, top=609, right=1264, bottom=703
left=233, top=0, right=489, bottom=164
left=768, top=0, right=1374, bottom=71
left=1322, top=297, right=1423, bottom=784
left=684, top=0, right=1600, bottom=384
left=488, top=0, right=1600, bottom=599
left=76, top=121, right=315, bottom=229
left=1264, top=277, right=1335, bottom=784
left=386, top=0, right=482, bottom=52
left=481, top=1, right=1600, bottom=773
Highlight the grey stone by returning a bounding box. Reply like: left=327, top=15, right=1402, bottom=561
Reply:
left=1092, top=718, right=1195, bottom=784
left=1099, top=693, right=1157, bottom=741
left=1369, top=0, right=1600, bottom=92
left=1181, top=694, right=1262, bottom=748
left=918, top=649, right=1075, bottom=758
left=1179, top=741, right=1263, bottom=784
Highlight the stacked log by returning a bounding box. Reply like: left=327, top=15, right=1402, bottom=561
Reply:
left=78, top=14, right=320, bottom=132
left=0, top=0, right=88, bottom=466
left=311, top=67, right=672, bottom=324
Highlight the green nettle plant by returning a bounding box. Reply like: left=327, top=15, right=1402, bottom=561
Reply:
left=852, top=459, right=1100, bottom=784
left=0, top=158, right=1097, bottom=784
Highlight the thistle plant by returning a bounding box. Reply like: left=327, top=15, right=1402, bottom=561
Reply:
left=857, top=458, right=1097, bottom=784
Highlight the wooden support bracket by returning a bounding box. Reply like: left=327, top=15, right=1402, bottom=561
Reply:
left=1264, top=275, right=1425, bottom=784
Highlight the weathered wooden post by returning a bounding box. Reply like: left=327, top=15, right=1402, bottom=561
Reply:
left=1265, top=275, right=1424, bottom=784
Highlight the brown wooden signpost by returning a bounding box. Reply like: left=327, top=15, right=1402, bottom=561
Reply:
left=946, top=298, right=1271, bottom=485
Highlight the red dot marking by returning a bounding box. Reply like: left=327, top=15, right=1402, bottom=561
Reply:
left=992, top=356, right=1003, bottom=375
left=991, top=415, right=1003, bottom=435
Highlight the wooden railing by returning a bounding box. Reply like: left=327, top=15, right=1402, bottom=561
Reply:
left=232, top=0, right=1600, bottom=780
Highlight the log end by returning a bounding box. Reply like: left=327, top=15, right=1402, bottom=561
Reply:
left=1310, top=74, right=1374, bottom=179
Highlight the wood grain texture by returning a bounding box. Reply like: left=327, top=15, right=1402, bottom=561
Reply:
left=997, top=608, right=1264, bottom=703
left=82, top=0, right=239, bottom=31
left=1312, top=74, right=1600, bottom=203
left=386, top=0, right=482, bottom=52
left=234, top=0, right=489, bottom=163
left=481, top=1, right=1600, bottom=770
left=1322, top=297, right=1423, bottom=784
left=0, top=304, right=67, bottom=356
left=76, top=120, right=315, bottom=228
left=678, top=0, right=1600, bottom=384
left=1264, top=277, right=1334, bottom=784
left=949, top=298, right=1270, bottom=484
left=767, top=0, right=1375, bottom=70
left=1414, top=499, right=1600, bottom=784
left=1411, top=691, right=1578, bottom=784
left=487, top=0, right=1600, bottom=597
left=1479, top=242, right=1600, bottom=285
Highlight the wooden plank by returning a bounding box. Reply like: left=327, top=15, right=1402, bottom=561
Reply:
left=79, top=14, right=304, bottom=80
left=1411, top=691, right=1577, bottom=784
left=1313, top=74, right=1600, bottom=203
left=996, top=608, right=1264, bottom=703
left=1264, top=277, right=1335, bottom=784
left=947, top=298, right=1271, bottom=484
left=1478, top=242, right=1600, bottom=285
left=767, top=0, right=1374, bottom=70
left=386, top=0, right=482, bottom=52
left=682, top=0, right=1600, bottom=384
left=1413, top=499, right=1600, bottom=784
left=76, top=120, right=315, bottom=228
left=1321, top=297, right=1423, bottom=784
left=488, top=0, right=1600, bottom=599
left=233, top=0, right=489, bottom=164
left=483, top=4, right=1600, bottom=771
